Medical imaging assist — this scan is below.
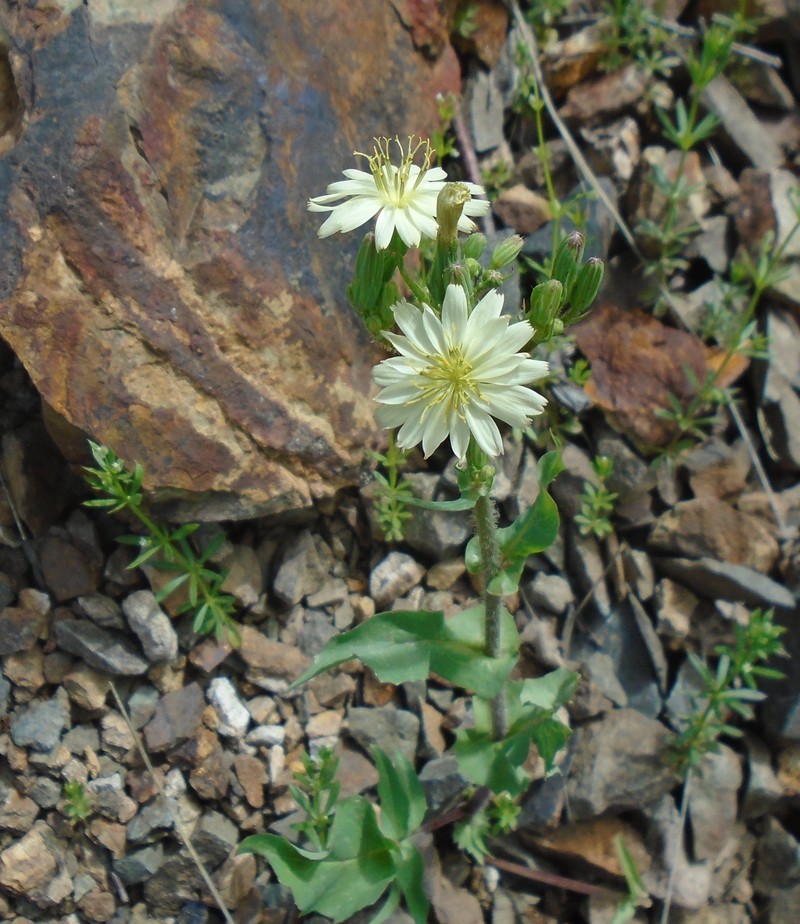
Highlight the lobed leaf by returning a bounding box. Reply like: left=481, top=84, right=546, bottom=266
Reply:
left=239, top=797, right=395, bottom=923
left=291, top=606, right=519, bottom=698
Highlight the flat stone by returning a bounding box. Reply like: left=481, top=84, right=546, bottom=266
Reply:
left=347, top=704, right=419, bottom=765
left=743, top=735, right=784, bottom=820
left=642, top=795, right=713, bottom=910
left=529, top=815, right=651, bottom=878
left=143, top=682, right=205, bottom=751
left=652, top=557, right=795, bottom=610
left=492, top=185, right=551, bottom=235
left=38, top=535, right=100, bottom=603
left=581, top=115, right=641, bottom=184
left=566, top=709, right=678, bottom=820
left=54, top=619, right=149, bottom=675
left=649, top=498, right=779, bottom=573
left=272, top=531, right=330, bottom=606
left=0, top=588, right=49, bottom=655
left=0, top=821, right=60, bottom=895
left=560, top=63, right=648, bottom=125
left=76, top=593, right=125, bottom=630
left=238, top=625, right=310, bottom=692
left=655, top=578, right=700, bottom=646
left=122, top=589, right=178, bottom=662
left=207, top=676, right=250, bottom=738
left=190, top=809, right=239, bottom=868
left=702, top=75, right=783, bottom=170
left=10, top=692, right=70, bottom=752
left=233, top=754, right=268, bottom=809
left=62, top=663, right=111, bottom=712
left=114, top=843, right=164, bottom=886
left=0, top=789, right=39, bottom=833
left=753, top=817, right=800, bottom=894
left=369, top=551, right=426, bottom=610
left=687, top=746, right=743, bottom=863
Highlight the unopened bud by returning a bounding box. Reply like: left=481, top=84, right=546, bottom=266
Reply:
left=448, top=263, right=474, bottom=301
left=464, top=257, right=482, bottom=278
left=528, top=279, right=563, bottom=328
left=462, top=233, right=487, bottom=261
left=570, top=257, right=604, bottom=313
left=490, top=234, right=524, bottom=269
left=437, top=182, right=471, bottom=244
left=551, top=231, right=585, bottom=293
left=347, top=232, right=397, bottom=314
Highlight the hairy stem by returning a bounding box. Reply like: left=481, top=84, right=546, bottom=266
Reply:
left=473, top=493, right=507, bottom=739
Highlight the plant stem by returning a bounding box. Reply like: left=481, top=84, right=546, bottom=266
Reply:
left=660, top=770, right=692, bottom=924
left=398, top=261, right=431, bottom=306
left=473, top=493, right=507, bottom=739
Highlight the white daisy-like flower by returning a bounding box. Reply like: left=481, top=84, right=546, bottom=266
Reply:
left=373, top=285, right=549, bottom=460
left=308, top=136, right=490, bottom=250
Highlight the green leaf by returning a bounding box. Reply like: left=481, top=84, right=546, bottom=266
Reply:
left=453, top=805, right=492, bottom=863
left=239, top=797, right=395, bottom=923
left=466, top=451, right=562, bottom=590
left=373, top=748, right=426, bottom=841
left=291, top=606, right=519, bottom=699
left=367, top=886, right=401, bottom=924
left=454, top=672, right=577, bottom=795
left=518, top=667, right=579, bottom=710
left=394, top=841, right=429, bottom=924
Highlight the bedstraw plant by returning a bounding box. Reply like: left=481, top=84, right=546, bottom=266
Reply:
left=239, top=136, right=603, bottom=922
left=84, top=442, right=240, bottom=643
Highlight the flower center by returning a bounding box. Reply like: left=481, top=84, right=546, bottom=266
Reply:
left=358, top=136, right=433, bottom=206
left=420, top=346, right=477, bottom=417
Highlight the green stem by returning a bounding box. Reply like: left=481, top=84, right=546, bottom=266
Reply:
left=398, top=261, right=431, bottom=306
left=473, top=493, right=507, bottom=739
left=530, top=77, right=563, bottom=276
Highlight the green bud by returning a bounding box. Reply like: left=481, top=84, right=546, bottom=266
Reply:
left=464, top=257, right=482, bottom=278
left=551, top=318, right=564, bottom=336
left=570, top=257, right=604, bottom=314
left=437, top=182, right=471, bottom=245
left=551, top=231, right=585, bottom=293
left=490, top=234, right=524, bottom=269
left=348, top=233, right=392, bottom=310
left=527, top=279, right=563, bottom=329
left=462, top=233, right=487, bottom=261
left=448, top=263, right=474, bottom=302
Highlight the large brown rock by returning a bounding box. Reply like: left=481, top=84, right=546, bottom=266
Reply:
left=0, top=1, right=460, bottom=520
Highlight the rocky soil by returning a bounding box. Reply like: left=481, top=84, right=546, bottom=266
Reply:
left=1, top=1, right=800, bottom=924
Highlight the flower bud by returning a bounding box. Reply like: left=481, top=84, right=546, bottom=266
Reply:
left=551, top=231, right=585, bottom=293
left=527, top=279, right=563, bottom=329
left=437, top=182, right=471, bottom=245
left=490, top=234, right=524, bottom=269
left=448, top=262, right=474, bottom=302
left=462, top=233, right=487, bottom=261
left=464, top=257, right=482, bottom=278
left=570, top=257, right=604, bottom=314
left=347, top=232, right=399, bottom=308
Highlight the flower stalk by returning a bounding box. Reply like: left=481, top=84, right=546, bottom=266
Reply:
left=473, top=491, right=507, bottom=739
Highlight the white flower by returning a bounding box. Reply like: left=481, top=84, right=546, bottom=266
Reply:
left=308, top=137, right=490, bottom=250
left=373, top=285, right=549, bottom=460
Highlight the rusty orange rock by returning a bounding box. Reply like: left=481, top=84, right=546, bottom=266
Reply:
left=574, top=303, right=707, bottom=450
left=0, top=0, right=461, bottom=519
